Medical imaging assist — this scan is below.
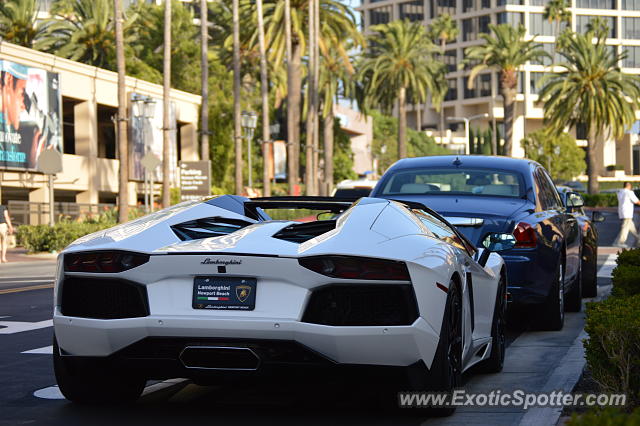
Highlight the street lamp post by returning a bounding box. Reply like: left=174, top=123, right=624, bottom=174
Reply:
left=132, top=94, right=157, bottom=212
left=447, top=113, right=489, bottom=155
left=241, top=111, right=258, bottom=188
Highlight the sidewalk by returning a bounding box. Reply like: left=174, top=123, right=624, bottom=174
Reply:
left=4, top=248, right=57, bottom=263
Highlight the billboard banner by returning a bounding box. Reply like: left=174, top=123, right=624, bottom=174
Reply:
left=273, top=140, right=286, bottom=180
left=129, top=93, right=178, bottom=184
left=0, top=60, right=62, bottom=170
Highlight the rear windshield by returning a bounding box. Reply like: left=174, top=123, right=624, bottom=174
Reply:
left=333, top=187, right=373, bottom=198
left=379, top=168, right=525, bottom=198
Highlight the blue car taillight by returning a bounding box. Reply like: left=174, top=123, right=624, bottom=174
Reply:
left=513, top=222, right=537, bottom=248
left=64, top=251, right=149, bottom=273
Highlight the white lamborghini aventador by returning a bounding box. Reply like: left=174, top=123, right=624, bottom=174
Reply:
left=52, top=196, right=514, bottom=412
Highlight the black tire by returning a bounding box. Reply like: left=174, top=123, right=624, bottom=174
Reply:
left=582, top=246, right=598, bottom=298
left=477, top=273, right=506, bottom=373
left=53, top=336, right=146, bottom=404
left=565, top=261, right=582, bottom=312
left=539, top=262, right=565, bottom=331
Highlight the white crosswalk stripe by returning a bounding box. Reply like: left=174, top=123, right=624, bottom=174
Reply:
left=22, top=345, right=52, bottom=354
left=597, top=253, right=618, bottom=278
left=0, top=319, right=52, bottom=334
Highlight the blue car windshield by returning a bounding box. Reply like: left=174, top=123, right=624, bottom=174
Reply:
left=379, top=168, right=525, bottom=198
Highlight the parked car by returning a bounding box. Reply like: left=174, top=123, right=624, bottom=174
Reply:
left=53, top=195, right=512, bottom=414
left=556, top=186, right=605, bottom=298
left=370, top=155, right=583, bottom=330
left=560, top=180, right=587, bottom=193
left=332, top=179, right=378, bottom=198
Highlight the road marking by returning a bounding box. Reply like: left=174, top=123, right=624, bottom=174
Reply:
left=22, top=345, right=53, bottom=354
left=34, top=386, right=64, bottom=400
left=0, top=276, right=54, bottom=282
left=597, top=253, right=617, bottom=278
left=0, top=319, right=52, bottom=334
left=0, top=283, right=54, bottom=295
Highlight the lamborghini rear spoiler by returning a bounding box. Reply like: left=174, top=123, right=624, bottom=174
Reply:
left=245, top=196, right=356, bottom=218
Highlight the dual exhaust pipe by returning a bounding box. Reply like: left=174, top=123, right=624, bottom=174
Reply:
left=179, top=346, right=261, bottom=371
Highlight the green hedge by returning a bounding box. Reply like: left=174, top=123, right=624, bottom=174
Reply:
left=611, top=249, right=640, bottom=298
left=17, top=222, right=111, bottom=253
left=582, top=193, right=618, bottom=207
left=583, top=294, right=640, bottom=408
left=568, top=407, right=640, bottom=425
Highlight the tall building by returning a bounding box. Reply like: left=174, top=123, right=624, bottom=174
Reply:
left=357, top=0, right=640, bottom=177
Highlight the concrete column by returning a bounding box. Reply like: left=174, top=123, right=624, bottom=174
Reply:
left=28, top=186, right=48, bottom=225
left=618, top=135, right=633, bottom=174
left=74, top=101, right=99, bottom=205
left=180, top=124, right=199, bottom=161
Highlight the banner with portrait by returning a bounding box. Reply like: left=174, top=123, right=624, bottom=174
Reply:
left=0, top=60, right=62, bottom=170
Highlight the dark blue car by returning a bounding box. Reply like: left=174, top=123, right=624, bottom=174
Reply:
left=371, top=155, right=581, bottom=330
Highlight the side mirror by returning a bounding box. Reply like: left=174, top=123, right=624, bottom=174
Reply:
left=592, top=211, right=605, bottom=223
left=478, top=233, right=517, bottom=267
left=566, top=191, right=585, bottom=209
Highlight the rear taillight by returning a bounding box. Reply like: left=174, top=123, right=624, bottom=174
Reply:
left=299, top=256, right=410, bottom=281
left=65, top=251, right=149, bottom=273
left=513, top=222, right=537, bottom=248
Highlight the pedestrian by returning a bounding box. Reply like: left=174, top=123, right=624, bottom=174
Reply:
left=0, top=204, right=14, bottom=262
left=614, top=182, right=640, bottom=248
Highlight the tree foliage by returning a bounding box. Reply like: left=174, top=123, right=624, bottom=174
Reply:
left=521, top=129, right=585, bottom=182
left=0, top=0, right=49, bottom=48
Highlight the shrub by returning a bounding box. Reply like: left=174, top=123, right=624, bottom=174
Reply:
left=17, top=222, right=109, bottom=253
left=611, top=264, right=640, bottom=297
left=582, top=193, right=618, bottom=207
left=568, top=407, right=640, bottom=425
left=583, top=294, right=640, bottom=408
left=617, top=248, right=640, bottom=267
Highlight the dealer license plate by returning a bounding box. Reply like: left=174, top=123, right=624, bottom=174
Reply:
left=192, top=276, right=257, bottom=310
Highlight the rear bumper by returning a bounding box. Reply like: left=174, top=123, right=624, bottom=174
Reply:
left=53, top=308, right=440, bottom=368
left=502, top=249, right=556, bottom=305
left=56, top=336, right=428, bottom=384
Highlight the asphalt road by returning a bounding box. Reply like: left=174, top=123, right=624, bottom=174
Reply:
left=0, top=246, right=617, bottom=426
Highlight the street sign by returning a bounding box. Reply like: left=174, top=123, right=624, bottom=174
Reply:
left=179, top=161, right=211, bottom=201
left=37, top=149, right=63, bottom=175
left=141, top=151, right=161, bottom=170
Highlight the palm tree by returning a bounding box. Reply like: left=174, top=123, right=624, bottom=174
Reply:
left=465, top=24, right=548, bottom=157
left=233, top=0, right=243, bottom=195
left=305, top=0, right=318, bottom=196
left=162, top=0, right=171, bottom=208
left=200, top=0, right=209, bottom=162
left=428, top=13, right=458, bottom=143
left=247, top=0, right=358, bottom=194
left=318, top=38, right=358, bottom=194
left=45, top=0, right=120, bottom=70
left=0, top=0, right=49, bottom=48
left=543, top=0, right=571, bottom=41
left=114, top=0, right=128, bottom=223
left=358, top=19, right=441, bottom=159
left=256, top=0, right=271, bottom=196
left=539, top=30, right=640, bottom=194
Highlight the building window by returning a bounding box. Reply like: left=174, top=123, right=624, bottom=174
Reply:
left=497, top=12, right=523, bottom=26
left=530, top=13, right=563, bottom=37
left=623, top=0, right=640, bottom=10
left=445, top=78, right=458, bottom=101
left=463, top=0, right=474, bottom=12
left=62, top=97, right=81, bottom=155
left=497, top=0, right=524, bottom=5
left=479, top=73, right=491, bottom=97
left=576, top=15, right=617, bottom=38
left=529, top=0, right=548, bottom=5
left=97, top=105, right=117, bottom=159
left=463, top=18, right=476, bottom=41
left=529, top=72, right=550, bottom=95
left=623, top=46, right=640, bottom=68
left=478, top=15, right=491, bottom=35
left=443, top=49, right=457, bottom=72
left=576, top=123, right=588, bottom=140
left=481, top=0, right=490, bottom=7
left=431, top=0, right=455, bottom=18
left=576, top=0, right=615, bottom=8
left=463, top=77, right=475, bottom=99
left=399, top=1, right=424, bottom=22
left=623, top=18, right=640, bottom=39
left=369, top=6, right=392, bottom=25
